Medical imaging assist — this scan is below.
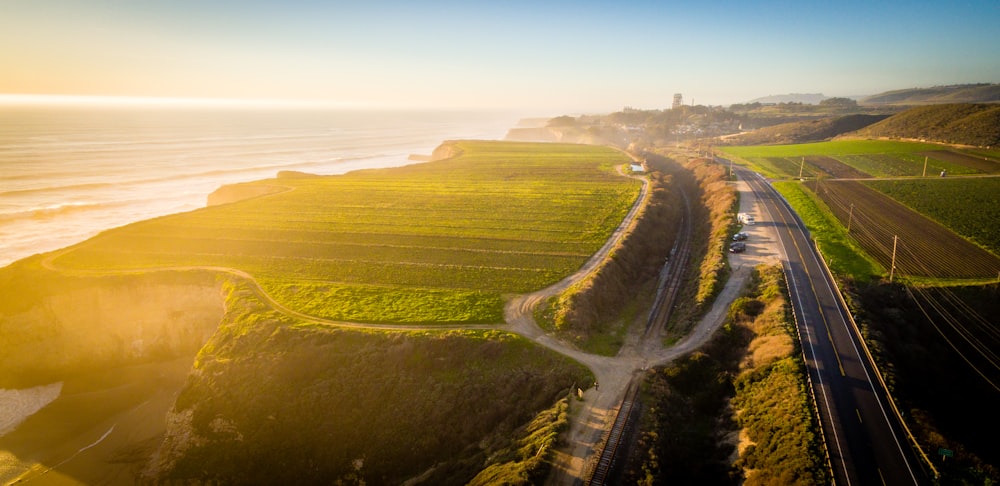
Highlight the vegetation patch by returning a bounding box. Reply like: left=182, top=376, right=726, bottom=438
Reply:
left=467, top=397, right=573, bottom=485
left=849, top=103, right=1000, bottom=147
left=771, top=181, right=883, bottom=282
left=806, top=179, right=1000, bottom=279
left=147, top=280, right=593, bottom=485
left=550, top=156, right=680, bottom=353
left=719, top=140, right=990, bottom=179
left=51, top=141, right=640, bottom=324
left=863, top=177, right=1000, bottom=256
left=625, top=265, right=827, bottom=485
left=849, top=282, right=1000, bottom=483
left=721, top=114, right=889, bottom=146
left=659, top=153, right=738, bottom=336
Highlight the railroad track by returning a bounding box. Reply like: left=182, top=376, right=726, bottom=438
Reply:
left=645, top=188, right=693, bottom=338
left=588, top=377, right=642, bottom=486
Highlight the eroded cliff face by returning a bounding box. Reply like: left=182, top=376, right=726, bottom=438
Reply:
left=206, top=182, right=286, bottom=206
left=0, top=272, right=224, bottom=387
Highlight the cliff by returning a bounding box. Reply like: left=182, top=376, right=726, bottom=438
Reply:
left=0, top=268, right=224, bottom=388
left=206, top=182, right=286, bottom=206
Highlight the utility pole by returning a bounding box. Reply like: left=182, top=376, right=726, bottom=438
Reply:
left=799, top=157, right=805, bottom=179
left=847, top=203, right=855, bottom=232
left=923, top=156, right=928, bottom=177
left=889, top=235, right=898, bottom=283
left=729, top=158, right=734, bottom=180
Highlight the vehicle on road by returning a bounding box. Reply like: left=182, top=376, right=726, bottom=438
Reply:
left=730, top=242, right=746, bottom=253
left=733, top=232, right=748, bottom=241
left=738, top=212, right=755, bottom=225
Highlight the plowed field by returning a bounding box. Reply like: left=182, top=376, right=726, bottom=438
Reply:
left=919, top=150, right=1000, bottom=173
left=807, top=180, right=1000, bottom=279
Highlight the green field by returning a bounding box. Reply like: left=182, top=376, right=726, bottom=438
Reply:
left=863, top=178, right=1000, bottom=256
left=53, top=141, right=640, bottom=324
left=720, top=140, right=994, bottom=179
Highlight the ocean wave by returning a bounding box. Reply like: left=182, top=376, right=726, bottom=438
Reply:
left=0, top=153, right=394, bottom=198
left=0, top=200, right=139, bottom=223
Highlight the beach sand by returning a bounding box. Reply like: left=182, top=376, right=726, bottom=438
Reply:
left=0, top=383, right=63, bottom=438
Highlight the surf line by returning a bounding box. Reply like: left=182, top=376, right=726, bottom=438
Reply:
left=30, top=424, right=117, bottom=481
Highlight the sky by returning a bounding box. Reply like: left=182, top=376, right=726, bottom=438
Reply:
left=1, top=0, right=998, bottom=114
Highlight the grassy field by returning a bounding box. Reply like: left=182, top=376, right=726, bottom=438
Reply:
left=51, top=141, right=640, bottom=324
left=148, top=279, right=592, bottom=485
left=628, top=265, right=827, bottom=484
left=771, top=181, right=883, bottom=282
left=720, top=140, right=999, bottom=179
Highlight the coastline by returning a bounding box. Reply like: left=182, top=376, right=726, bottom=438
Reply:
left=0, top=107, right=521, bottom=269
left=0, top=382, right=63, bottom=437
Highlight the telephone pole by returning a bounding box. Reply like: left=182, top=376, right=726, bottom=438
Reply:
left=799, top=157, right=805, bottom=179
left=847, top=203, right=855, bottom=232
left=922, top=156, right=928, bottom=177
left=889, top=235, right=899, bottom=283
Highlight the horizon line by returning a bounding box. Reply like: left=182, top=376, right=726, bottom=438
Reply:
left=0, top=94, right=551, bottom=113
left=0, top=93, right=402, bottom=110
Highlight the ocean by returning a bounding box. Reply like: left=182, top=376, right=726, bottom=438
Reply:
left=0, top=105, right=520, bottom=267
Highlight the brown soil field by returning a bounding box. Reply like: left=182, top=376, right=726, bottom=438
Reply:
left=922, top=150, right=1000, bottom=173
left=764, top=157, right=820, bottom=178
left=805, top=155, right=871, bottom=179
left=807, top=180, right=1000, bottom=279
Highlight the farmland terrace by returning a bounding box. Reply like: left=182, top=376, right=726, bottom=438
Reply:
left=47, top=140, right=643, bottom=325
left=2, top=140, right=690, bottom=485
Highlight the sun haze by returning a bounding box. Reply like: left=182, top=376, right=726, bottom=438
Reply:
left=1, top=0, right=998, bottom=112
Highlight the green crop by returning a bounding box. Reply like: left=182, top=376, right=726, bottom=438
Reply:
left=54, top=141, right=640, bottom=324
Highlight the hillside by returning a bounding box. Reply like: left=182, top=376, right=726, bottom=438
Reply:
left=862, top=84, right=1000, bottom=105
left=722, top=114, right=889, bottom=145
left=847, top=103, right=1000, bottom=147
left=144, top=281, right=591, bottom=485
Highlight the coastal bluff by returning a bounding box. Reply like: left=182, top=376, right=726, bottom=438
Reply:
left=0, top=270, right=224, bottom=388
left=207, top=182, right=288, bottom=206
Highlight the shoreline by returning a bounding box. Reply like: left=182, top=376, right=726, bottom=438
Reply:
left=0, top=382, right=63, bottom=438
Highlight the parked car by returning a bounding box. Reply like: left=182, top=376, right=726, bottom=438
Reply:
left=730, top=242, right=746, bottom=253
left=732, top=232, right=748, bottom=241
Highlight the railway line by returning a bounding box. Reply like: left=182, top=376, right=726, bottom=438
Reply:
left=645, top=188, right=692, bottom=339
left=587, top=376, right=642, bottom=486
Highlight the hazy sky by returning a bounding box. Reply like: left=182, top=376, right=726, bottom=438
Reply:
left=1, top=0, right=997, bottom=113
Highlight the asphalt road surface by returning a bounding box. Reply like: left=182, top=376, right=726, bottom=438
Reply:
left=734, top=165, right=926, bottom=486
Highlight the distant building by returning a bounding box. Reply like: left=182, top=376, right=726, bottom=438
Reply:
left=672, top=93, right=683, bottom=109
left=630, top=164, right=645, bottom=173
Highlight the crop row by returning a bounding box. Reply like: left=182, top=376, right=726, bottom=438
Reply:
left=56, top=141, right=641, bottom=323
left=721, top=140, right=999, bottom=179
left=863, top=178, right=1000, bottom=256
left=807, top=180, right=1000, bottom=279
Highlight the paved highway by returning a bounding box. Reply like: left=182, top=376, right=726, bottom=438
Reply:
left=734, top=165, right=926, bottom=485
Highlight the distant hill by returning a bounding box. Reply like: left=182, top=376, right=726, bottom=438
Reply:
left=747, top=93, right=828, bottom=105
left=846, top=103, right=1000, bottom=147
left=862, top=84, right=1000, bottom=105
left=722, top=114, right=889, bottom=145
